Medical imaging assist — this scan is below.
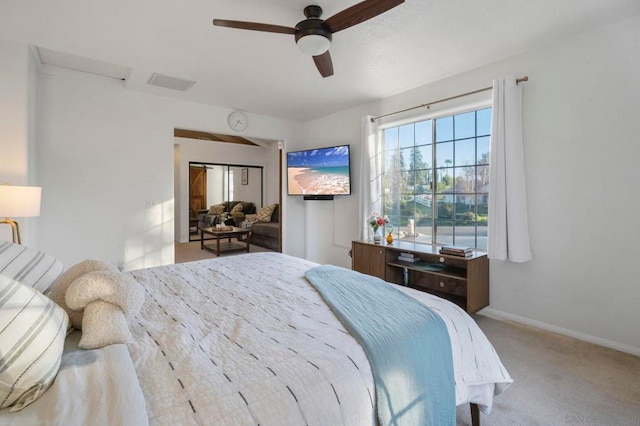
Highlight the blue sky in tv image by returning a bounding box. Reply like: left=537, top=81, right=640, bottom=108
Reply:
left=287, top=145, right=351, bottom=196
left=287, top=145, right=350, bottom=168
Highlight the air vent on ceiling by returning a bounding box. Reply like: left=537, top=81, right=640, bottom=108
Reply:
left=36, top=47, right=131, bottom=80
left=147, top=73, right=196, bottom=92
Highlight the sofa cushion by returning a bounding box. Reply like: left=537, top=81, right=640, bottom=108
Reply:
left=230, top=202, right=244, bottom=214
left=251, top=222, right=280, bottom=239
left=243, top=202, right=256, bottom=214
left=255, top=204, right=276, bottom=222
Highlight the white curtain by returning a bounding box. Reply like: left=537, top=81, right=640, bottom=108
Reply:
left=488, top=76, right=532, bottom=262
left=359, top=116, right=383, bottom=240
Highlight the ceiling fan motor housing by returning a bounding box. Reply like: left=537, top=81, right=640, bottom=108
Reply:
left=295, top=6, right=332, bottom=56
left=294, top=19, right=332, bottom=44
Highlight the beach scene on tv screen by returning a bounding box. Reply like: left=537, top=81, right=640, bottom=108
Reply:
left=288, top=146, right=350, bottom=195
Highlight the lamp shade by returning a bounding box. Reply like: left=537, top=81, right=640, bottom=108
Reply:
left=0, top=185, right=41, bottom=217
left=296, top=34, right=330, bottom=56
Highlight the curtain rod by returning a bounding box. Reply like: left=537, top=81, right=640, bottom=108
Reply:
left=371, top=76, right=529, bottom=123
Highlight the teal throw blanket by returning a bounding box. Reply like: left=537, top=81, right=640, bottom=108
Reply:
left=305, top=265, right=455, bottom=426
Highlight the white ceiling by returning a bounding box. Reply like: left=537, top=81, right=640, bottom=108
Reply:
left=1, top=0, right=639, bottom=122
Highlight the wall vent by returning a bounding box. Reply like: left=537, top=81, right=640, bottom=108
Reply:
left=147, top=73, right=196, bottom=91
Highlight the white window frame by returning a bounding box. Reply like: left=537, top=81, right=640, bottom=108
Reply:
left=379, top=101, right=492, bottom=249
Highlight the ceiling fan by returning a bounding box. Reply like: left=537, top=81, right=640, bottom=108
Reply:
left=212, top=0, right=404, bottom=78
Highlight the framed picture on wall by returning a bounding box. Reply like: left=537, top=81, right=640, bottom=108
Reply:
left=241, top=168, right=248, bottom=185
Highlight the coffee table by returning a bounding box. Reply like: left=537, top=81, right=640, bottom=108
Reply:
left=200, top=227, right=251, bottom=257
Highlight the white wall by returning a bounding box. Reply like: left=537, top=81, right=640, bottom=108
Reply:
left=175, top=137, right=279, bottom=242
left=232, top=166, right=263, bottom=207
left=32, top=63, right=298, bottom=270
left=0, top=40, right=38, bottom=244
left=296, top=14, right=640, bottom=354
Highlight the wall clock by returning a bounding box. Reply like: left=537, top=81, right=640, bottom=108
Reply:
left=228, top=111, right=248, bottom=132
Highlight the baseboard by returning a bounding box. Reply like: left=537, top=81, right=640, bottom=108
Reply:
left=478, top=308, right=640, bottom=357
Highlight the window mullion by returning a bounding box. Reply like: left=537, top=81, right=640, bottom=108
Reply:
left=431, top=121, right=437, bottom=245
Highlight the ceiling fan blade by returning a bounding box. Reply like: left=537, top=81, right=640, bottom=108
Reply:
left=212, top=19, right=296, bottom=35
left=313, top=51, right=334, bottom=78
left=323, top=0, right=404, bottom=33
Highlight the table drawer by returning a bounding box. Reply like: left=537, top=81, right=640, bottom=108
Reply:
left=413, top=274, right=467, bottom=296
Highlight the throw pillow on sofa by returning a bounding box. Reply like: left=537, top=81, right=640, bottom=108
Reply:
left=255, top=204, right=276, bottom=222
left=207, top=205, right=225, bottom=215
left=230, top=203, right=244, bottom=214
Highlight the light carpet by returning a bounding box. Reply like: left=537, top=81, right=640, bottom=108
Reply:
left=174, top=240, right=274, bottom=263
left=457, top=316, right=640, bottom=425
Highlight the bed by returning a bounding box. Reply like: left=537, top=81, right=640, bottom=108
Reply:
left=1, top=250, right=511, bottom=425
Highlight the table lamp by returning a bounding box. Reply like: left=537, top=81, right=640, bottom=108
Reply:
left=0, top=184, right=42, bottom=244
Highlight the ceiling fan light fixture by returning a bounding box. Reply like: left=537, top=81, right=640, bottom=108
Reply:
left=296, top=34, right=331, bottom=56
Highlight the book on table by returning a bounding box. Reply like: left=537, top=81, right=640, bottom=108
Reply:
left=439, top=246, right=473, bottom=257
left=398, top=252, right=421, bottom=262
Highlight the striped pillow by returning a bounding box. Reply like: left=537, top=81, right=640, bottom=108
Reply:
left=0, top=275, right=69, bottom=411
left=0, top=242, right=64, bottom=294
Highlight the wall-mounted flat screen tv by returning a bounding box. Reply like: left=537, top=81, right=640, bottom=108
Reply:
left=287, top=144, right=351, bottom=198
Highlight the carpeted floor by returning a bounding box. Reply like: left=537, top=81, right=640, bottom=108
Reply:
left=457, top=316, right=640, bottom=425
left=174, top=244, right=640, bottom=425
left=174, top=239, right=274, bottom=263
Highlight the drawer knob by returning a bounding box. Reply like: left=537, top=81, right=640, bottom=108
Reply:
left=439, top=257, right=445, bottom=263
left=439, top=281, right=445, bottom=288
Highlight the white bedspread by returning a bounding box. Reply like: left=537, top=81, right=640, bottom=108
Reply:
left=0, top=331, right=148, bottom=426
left=127, top=252, right=511, bottom=425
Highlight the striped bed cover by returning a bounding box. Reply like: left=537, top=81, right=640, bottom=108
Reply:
left=127, top=252, right=511, bottom=425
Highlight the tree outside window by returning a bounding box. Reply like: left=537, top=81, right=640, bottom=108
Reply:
left=381, top=107, right=491, bottom=249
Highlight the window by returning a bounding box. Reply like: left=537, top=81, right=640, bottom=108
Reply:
left=382, top=107, right=491, bottom=249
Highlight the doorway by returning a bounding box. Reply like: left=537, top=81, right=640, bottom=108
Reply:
left=174, top=132, right=283, bottom=252
left=188, top=162, right=264, bottom=241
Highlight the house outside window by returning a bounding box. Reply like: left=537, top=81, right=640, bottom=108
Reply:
left=382, top=107, right=491, bottom=249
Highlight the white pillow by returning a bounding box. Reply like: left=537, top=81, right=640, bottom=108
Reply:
left=0, top=275, right=69, bottom=411
left=0, top=241, right=64, bottom=294
left=46, top=260, right=118, bottom=329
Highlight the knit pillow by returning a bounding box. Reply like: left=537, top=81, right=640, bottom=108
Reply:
left=230, top=203, right=244, bottom=214
left=255, top=204, right=276, bottom=222
left=0, top=241, right=64, bottom=294
left=65, top=270, right=144, bottom=349
left=47, top=260, right=118, bottom=329
left=0, top=275, right=68, bottom=411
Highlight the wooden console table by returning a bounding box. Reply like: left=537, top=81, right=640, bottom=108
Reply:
left=351, top=240, right=489, bottom=314
left=201, top=227, right=251, bottom=257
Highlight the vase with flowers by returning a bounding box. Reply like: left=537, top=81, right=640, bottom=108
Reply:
left=367, top=212, right=389, bottom=244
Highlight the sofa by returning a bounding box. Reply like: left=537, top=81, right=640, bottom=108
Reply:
left=197, top=201, right=256, bottom=230
left=244, top=204, right=280, bottom=251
